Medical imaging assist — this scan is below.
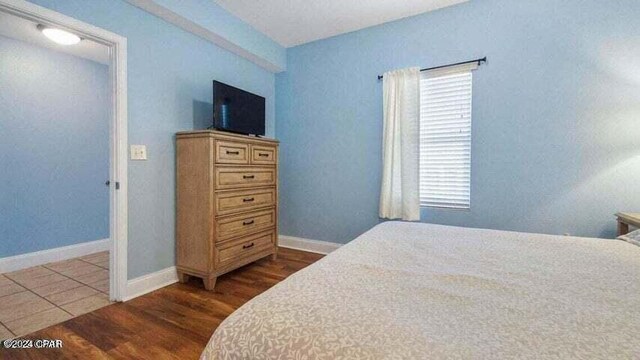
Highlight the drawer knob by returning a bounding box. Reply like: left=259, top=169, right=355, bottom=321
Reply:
left=242, top=220, right=255, bottom=226
left=243, top=242, right=255, bottom=249
left=226, top=150, right=240, bottom=155
left=258, top=153, right=269, bottom=157
left=243, top=197, right=255, bottom=202
left=243, top=175, right=255, bottom=179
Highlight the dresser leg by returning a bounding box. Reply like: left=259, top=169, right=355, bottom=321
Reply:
left=204, top=277, right=217, bottom=291
left=618, top=221, right=629, bottom=236
left=177, top=272, right=189, bottom=283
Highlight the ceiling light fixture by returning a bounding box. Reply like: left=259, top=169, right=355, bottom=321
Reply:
left=37, top=24, right=81, bottom=45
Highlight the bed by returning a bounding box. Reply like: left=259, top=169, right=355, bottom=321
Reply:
left=201, top=222, right=640, bottom=359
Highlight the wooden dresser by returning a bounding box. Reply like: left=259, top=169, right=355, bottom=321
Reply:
left=175, top=130, right=278, bottom=290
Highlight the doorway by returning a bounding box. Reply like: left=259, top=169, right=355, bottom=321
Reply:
left=0, top=0, right=127, bottom=339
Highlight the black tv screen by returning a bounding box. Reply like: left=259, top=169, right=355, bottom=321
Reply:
left=213, top=81, right=265, bottom=136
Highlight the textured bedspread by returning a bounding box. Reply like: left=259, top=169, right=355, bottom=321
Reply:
left=202, top=222, right=640, bottom=359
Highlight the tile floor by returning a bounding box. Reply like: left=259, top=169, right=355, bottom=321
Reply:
left=0, top=251, right=111, bottom=339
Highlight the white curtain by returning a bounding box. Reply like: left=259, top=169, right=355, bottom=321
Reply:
left=379, top=67, right=421, bottom=221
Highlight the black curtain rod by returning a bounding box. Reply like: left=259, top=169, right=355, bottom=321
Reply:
left=377, top=57, right=487, bottom=80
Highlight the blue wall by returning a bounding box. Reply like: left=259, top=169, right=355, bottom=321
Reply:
left=276, top=0, right=640, bottom=243
left=0, top=35, right=109, bottom=257
left=26, top=0, right=276, bottom=278
left=147, top=0, right=286, bottom=71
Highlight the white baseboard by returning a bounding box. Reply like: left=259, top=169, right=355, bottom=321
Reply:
left=121, top=236, right=340, bottom=302
left=279, top=235, right=342, bottom=255
left=0, top=238, right=110, bottom=273
left=124, top=266, right=178, bottom=301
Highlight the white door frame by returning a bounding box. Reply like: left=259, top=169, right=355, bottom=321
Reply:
left=0, top=0, right=128, bottom=301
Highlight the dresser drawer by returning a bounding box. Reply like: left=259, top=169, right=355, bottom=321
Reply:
left=251, top=145, right=277, bottom=165
left=216, top=230, right=275, bottom=268
left=216, top=208, right=275, bottom=242
left=216, top=141, right=249, bottom=164
left=215, top=188, right=275, bottom=215
left=215, top=167, right=276, bottom=190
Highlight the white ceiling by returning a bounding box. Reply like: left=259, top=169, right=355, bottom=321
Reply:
left=0, top=11, right=110, bottom=65
left=214, top=0, right=469, bottom=47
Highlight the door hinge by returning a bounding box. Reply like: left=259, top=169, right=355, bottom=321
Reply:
left=105, top=180, right=120, bottom=190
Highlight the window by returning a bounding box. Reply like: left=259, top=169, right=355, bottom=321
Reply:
left=419, top=64, right=475, bottom=209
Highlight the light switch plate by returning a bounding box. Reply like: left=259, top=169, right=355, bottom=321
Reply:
left=130, top=145, right=147, bottom=160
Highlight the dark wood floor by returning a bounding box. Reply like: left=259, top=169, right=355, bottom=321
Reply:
left=1, top=248, right=324, bottom=360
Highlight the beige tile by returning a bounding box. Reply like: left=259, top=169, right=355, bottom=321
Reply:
left=0, top=290, right=31, bottom=307
left=53, top=262, right=104, bottom=278
left=75, top=269, right=108, bottom=285
left=5, top=266, right=55, bottom=281
left=11, top=272, right=68, bottom=290
left=94, top=260, right=110, bottom=269
left=80, top=251, right=109, bottom=264
left=89, top=278, right=110, bottom=294
left=31, top=278, right=84, bottom=297
left=45, top=286, right=98, bottom=306
left=0, top=291, right=55, bottom=323
left=44, top=259, right=88, bottom=273
left=0, top=323, right=14, bottom=340
left=61, top=293, right=111, bottom=316
left=0, top=282, right=26, bottom=298
left=4, top=307, right=72, bottom=338
left=96, top=250, right=109, bottom=257
left=0, top=275, right=14, bottom=286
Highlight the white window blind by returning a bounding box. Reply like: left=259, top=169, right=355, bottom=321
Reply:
left=419, top=64, right=475, bottom=209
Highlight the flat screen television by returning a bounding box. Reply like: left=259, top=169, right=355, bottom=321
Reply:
left=212, top=81, right=265, bottom=136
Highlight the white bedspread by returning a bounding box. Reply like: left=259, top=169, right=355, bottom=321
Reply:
left=202, top=222, right=640, bottom=359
